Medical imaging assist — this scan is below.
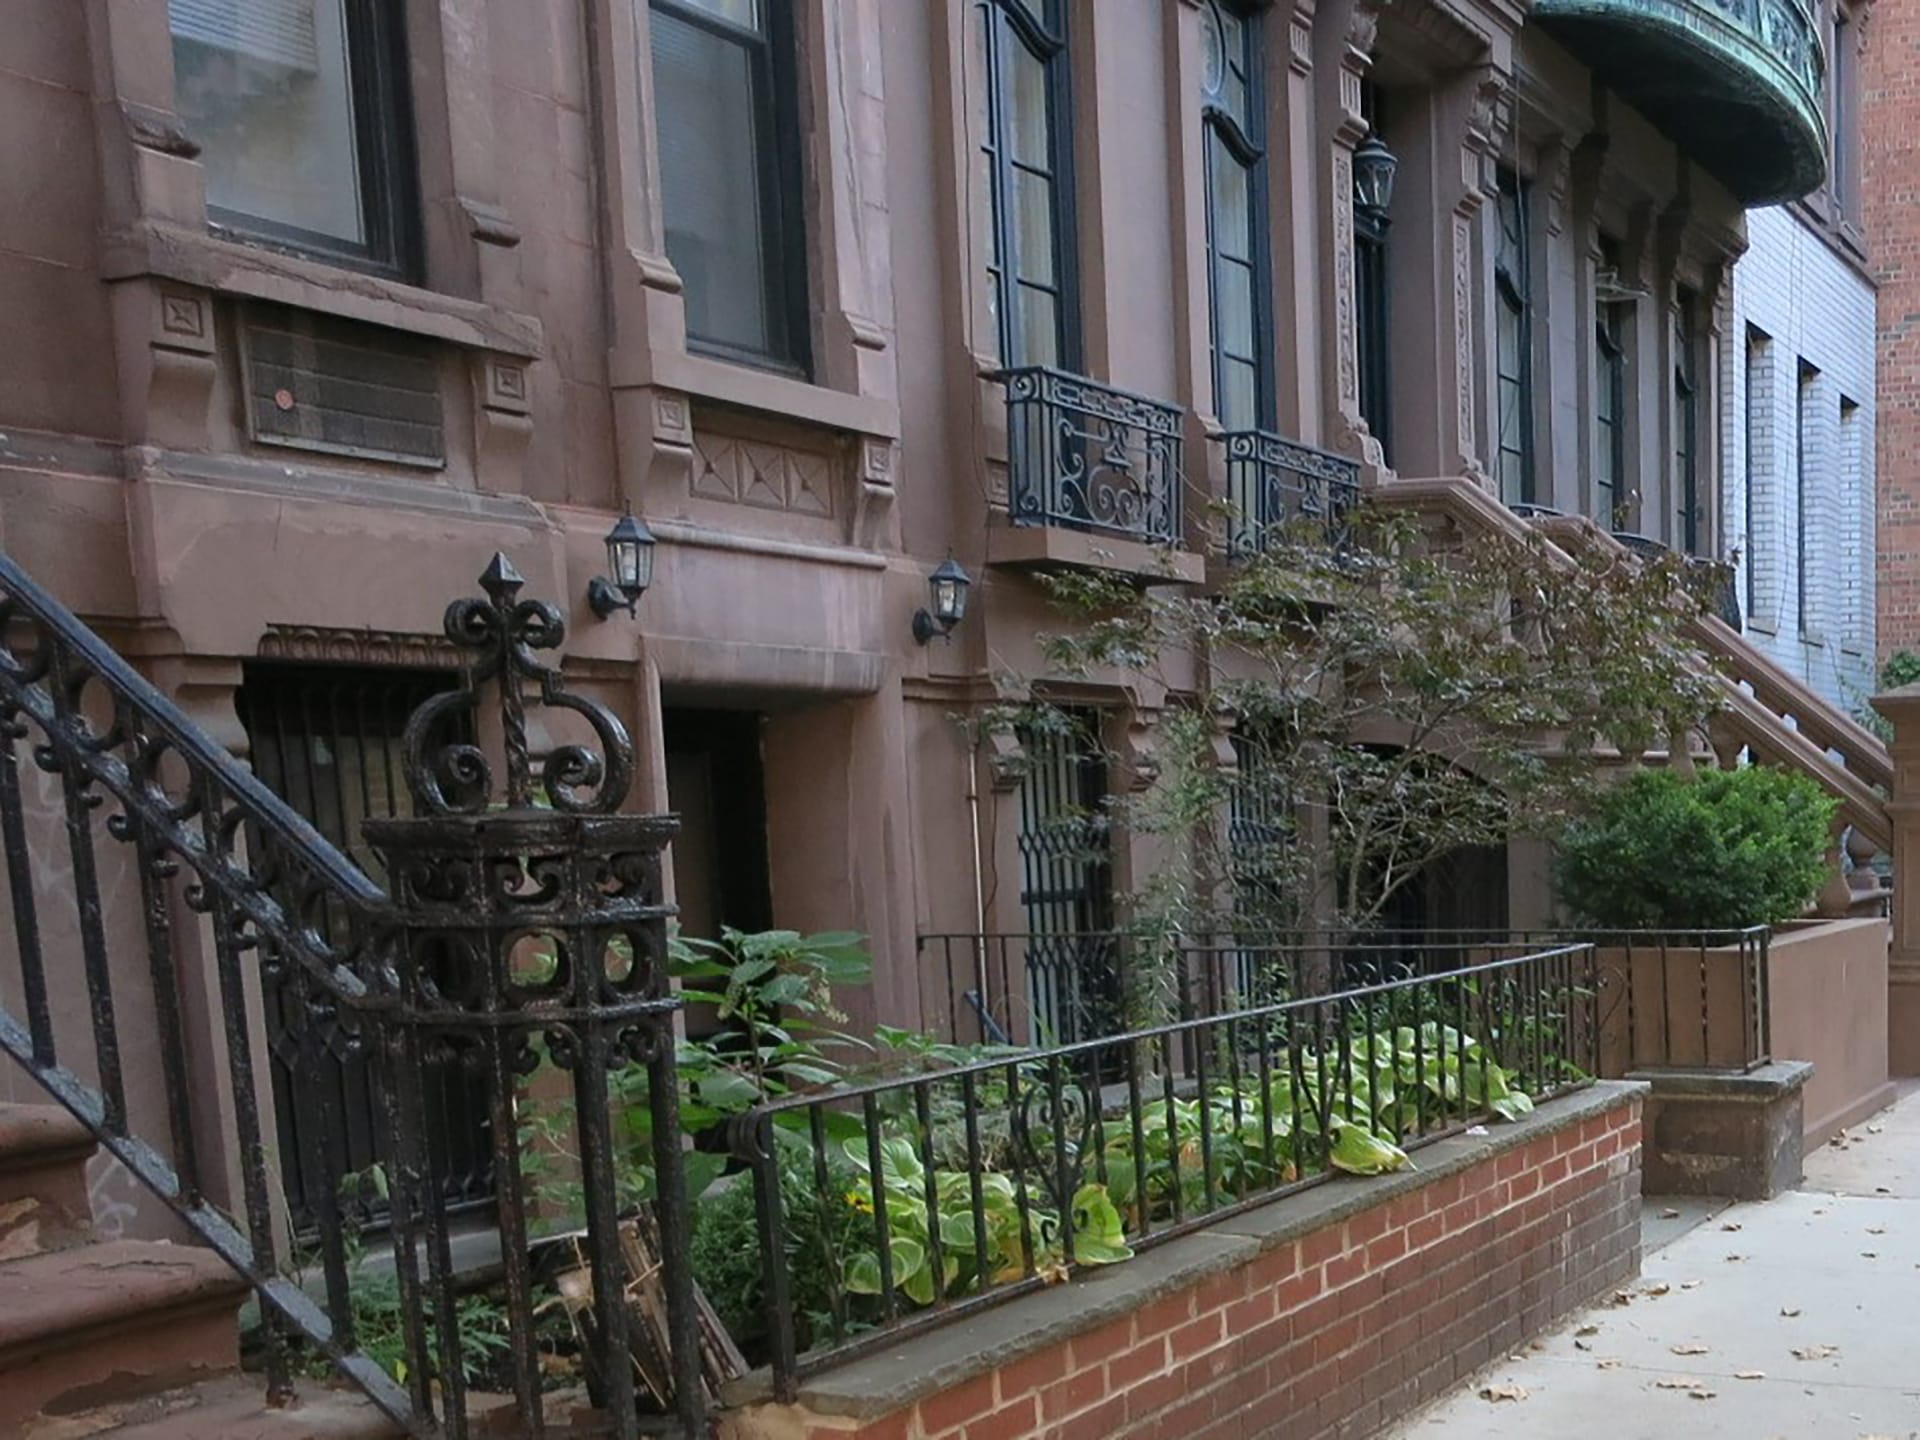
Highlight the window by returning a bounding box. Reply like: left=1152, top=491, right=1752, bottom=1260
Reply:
left=1744, top=326, right=1771, bottom=615
left=1493, top=169, right=1535, bottom=507
left=1015, top=710, right=1113, bottom=1044
left=1594, top=240, right=1628, bottom=529
left=1355, top=84, right=1392, bottom=463
left=168, top=0, right=419, bottom=278
left=1840, top=395, right=1862, bottom=650
left=980, top=0, right=1078, bottom=370
left=1674, top=287, right=1700, bottom=553
left=1832, top=6, right=1859, bottom=223
left=1797, top=360, right=1818, bottom=637
left=1200, top=1, right=1269, bottom=432
left=652, top=0, right=810, bottom=372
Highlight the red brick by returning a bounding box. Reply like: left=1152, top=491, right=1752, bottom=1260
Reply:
left=1067, top=1317, right=1133, bottom=1368
left=1048, top=1393, right=1128, bottom=1440
left=997, top=1344, right=1069, bottom=1402
left=1039, top=1365, right=1107, bottom=1421
left=1106, top=1336, right=1168, bottom=1391
left=916, top=1371, right=997, bottom=1435
left=1133, top=1290, right=1195, bottom=1339
left=957, top=1394, right=1037, bottom=1439
left=1168, top=1310, right=1226, bottom=1362
left=1223, top=1289, right=1277, bottom=1335
left=1301, top=1227, right=1345, bottom=1269
left=1345, top=1204, right=1390, bottom=1247
left=1245, top=1243, right=1299, bottom=1289
left=1366, top=1229, right=1410, bottom=1267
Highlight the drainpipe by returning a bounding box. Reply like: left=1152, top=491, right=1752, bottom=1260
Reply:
left=968, top=740, right=990, bottom=1034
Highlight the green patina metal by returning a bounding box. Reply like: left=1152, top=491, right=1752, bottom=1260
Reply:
left=1534, top=0, right=1827, bottom=205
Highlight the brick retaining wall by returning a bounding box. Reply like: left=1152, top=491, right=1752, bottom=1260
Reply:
left=721, top=1082, right=1645, bottom=1440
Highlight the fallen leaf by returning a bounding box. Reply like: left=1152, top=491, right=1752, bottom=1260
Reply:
left=1659, top=1207, right=1682, bottom=1218
left=1781, top=1307, right=1803, bottom=1317
left=1861, top=1252, right=1879, bottom=1259
left=1574, top=1338, right=1593, bottom=1352
left=1655, top=1377, right=1705, bottom=1390
left=1867, top=1226, right=1887, bottom=1235
left=1575, top=1324, right=1600, bottom=1337
left=1721, top=1221, right=1744, bottom=1232
left=1792, top=1344, right=1840, bottom=1361
left=1480, top=1383, right=1528, bottom=1403
left=1876, top=1186, right=1892, bottom=1194
left=1725, top=1254, right=1747, bottom=1263
left=1868, top=1124, right=1884, bottom=1134
left=1597, top=1358, right=1622, bottom=1370
left=1680, top=1280, right=1702, bottom=1290
left=1608, top=1290, right=1635, bottom=1307
left=1735, top=1370, right=1766, bottom=1380
left=1645, top=1281, right=1673, bottom=1296
left=1671, top=1343, right=1711, bottom=1356
left=1688, top=1388, right=1717, bottom=1400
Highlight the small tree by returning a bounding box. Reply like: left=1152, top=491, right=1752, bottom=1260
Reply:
left=1032, top=507, right=1720, bottom=941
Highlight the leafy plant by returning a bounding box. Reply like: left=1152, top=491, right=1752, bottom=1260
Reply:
left=1554, top=767, right=1837, bottom=929
left=1025, top=506, right=1718, bottom=958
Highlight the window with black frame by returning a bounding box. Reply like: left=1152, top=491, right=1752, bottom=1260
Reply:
left=1594, top=239, right=1629, bottom=529
left=167, top=0, right=419, bottom=278
left=979, top=0, right=1078, bottom=371
left=652, top=0, right=810, bottom=373
left=1200, top=0, right=1270, bottom=433
left=1674, top=287, right=1701, bottom=553
left=1355, top=84, right=1392, bottom=463
left=1493, top=169, right=1534, bottom=507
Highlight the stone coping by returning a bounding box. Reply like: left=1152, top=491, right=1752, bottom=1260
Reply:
left=1626, top=1060, right=1813, bottom=1101
left=720, top=1079, right=1649, bottom=1420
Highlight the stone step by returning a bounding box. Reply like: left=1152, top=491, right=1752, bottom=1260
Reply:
left=0, top=1104, right=97, bottom=1260
left=20, top=1374, right=406, bottom=1440
left=0, top=1238, right=249, bottom=1433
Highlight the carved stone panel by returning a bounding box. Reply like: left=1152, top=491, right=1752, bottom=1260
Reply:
left=690, top=428, right=838, bottom=517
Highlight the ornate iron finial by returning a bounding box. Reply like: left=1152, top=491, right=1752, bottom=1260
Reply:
left=400, top=552, right=635, bottom=815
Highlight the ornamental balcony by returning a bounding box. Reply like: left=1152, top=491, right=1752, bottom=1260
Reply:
left=1532, top=0, right=1827, bottom=204
left=988, top=366, right=1205, bottom=582
left=1222, top=430, right=1362, bottom=559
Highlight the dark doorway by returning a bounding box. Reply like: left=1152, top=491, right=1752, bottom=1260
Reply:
left=236, top=661, right=493, bottom=1232
left=663, top=708, right=773, bottom=1038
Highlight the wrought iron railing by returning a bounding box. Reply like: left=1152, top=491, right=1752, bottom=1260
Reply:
left=921, top=927, right=1771, bottom=1074
left=0, top=551, right=704, bottom=1437
left=736, top=942, right=1597, bottom=1397
left=995, top=366, right=1185, bottom=546
left=1222, top=430, right=1361, bottom=557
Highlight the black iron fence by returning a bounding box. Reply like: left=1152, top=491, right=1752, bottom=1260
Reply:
left=921, top=927, right=1771, bottom=1075
left=1223, top=429, right=1361, bottom=557
left=0, top=551, right=704, bottom=1437
left=996, top=366, right=1185, bottom=546
left=736, top=942, right=1597, bottom=1398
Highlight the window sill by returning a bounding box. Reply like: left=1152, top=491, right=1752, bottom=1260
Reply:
left=987, top=524, right=1206, bottom=585
left=101, top=222, right=543, bottom=359
left=638, top=347, right=899, bottom=440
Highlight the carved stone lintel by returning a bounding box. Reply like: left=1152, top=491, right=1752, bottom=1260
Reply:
left=259, top=624, right=458, bottom=670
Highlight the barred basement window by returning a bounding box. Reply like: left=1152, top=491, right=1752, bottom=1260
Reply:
left=168, top=0, right=420, bottom=279
left=1015, top=709, right=1114, bottom=1044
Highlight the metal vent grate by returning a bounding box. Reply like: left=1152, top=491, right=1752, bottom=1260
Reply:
left=242, top=305, right=445, bottom=468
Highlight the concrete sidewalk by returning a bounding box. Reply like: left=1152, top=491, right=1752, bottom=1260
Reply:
left=1386, top=1085, right=1920, bottom=1440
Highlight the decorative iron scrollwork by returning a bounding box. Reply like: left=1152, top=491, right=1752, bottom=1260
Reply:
left=1012, top=1063, right=1099, bottom=1212
left=401, top=553, right=636, bottom=816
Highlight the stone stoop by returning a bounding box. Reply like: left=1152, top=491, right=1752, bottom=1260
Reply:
left=0, top=1104, right=399, bottom=1440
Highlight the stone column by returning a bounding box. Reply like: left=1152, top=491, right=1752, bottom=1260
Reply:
left=1870, top=681, right=1920, bottom=1074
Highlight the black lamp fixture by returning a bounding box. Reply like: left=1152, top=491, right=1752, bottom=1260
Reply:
left=1352, top=133, right=1399, bottom=220
left=912, top=554, right=972, bottom=644
left=586, top=510, right=657, bottom=619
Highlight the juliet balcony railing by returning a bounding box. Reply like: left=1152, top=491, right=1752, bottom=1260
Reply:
left=1222, top=430, right=1362, bottom=558
left=996, top=366, right=1185, bottom=548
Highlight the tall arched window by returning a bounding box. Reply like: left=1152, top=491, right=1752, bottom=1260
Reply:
left=1200, top=0, right=1271, bottom=432
left=979, top=0, right=1078, bottom=370
left=1493, top=169, right=1535, bottom=506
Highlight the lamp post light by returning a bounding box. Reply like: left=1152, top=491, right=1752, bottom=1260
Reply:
left=912, top=554, right=972, bottom=644
left=586, top=511, right=657, bottom=619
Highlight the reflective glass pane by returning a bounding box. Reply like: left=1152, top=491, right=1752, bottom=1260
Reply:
left=1210, top=146, right=1251, bottom=261
left=1009, top=37, right=1052, bottom=169
left=1016, top=283, right=1060, bottom=369
left=1013, top=168, right=1058, bottom=285
left=1215, top=259, right=1254, bottom=355
left=652, top=9, right=772, bottom=355
left=1220, top=355, right=1257, bottom=432
left=670, top=0, right=762, bottom=29
left=169, top=0, right=366, bottom=245
left=1200, top=4, right=1225, bottom=98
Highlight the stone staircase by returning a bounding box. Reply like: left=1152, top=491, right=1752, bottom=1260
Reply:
left=0, top=1104, right=397, bottom=1440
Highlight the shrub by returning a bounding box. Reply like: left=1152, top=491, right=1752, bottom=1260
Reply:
left=1554, top=767, right=1836, bottom=930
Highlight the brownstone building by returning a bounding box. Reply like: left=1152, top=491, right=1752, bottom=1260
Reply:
left=0, top=0, right=1846, bottom=1257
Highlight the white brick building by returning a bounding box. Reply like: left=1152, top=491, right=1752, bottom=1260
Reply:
left=1726, top=204, right=1877, bottom=711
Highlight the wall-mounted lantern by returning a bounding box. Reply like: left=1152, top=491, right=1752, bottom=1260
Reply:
left=912, top=554, right=972, bottom=644
left=587, top=511, right=657, bottom=620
